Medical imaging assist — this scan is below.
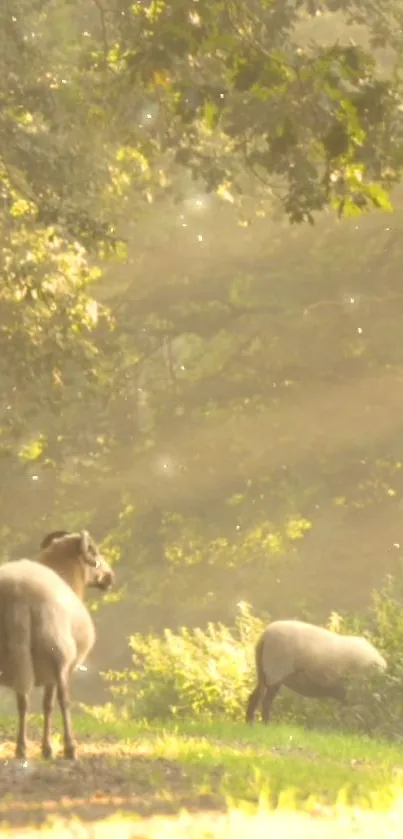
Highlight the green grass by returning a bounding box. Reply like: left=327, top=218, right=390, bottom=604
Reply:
left=1, top=710, right=403, bottom=835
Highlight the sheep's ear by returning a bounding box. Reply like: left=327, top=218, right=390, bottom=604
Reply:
left=79, top=530, right=90, bottom=556
left=79, top=529, right=101, bottom=568
left=40, top=530, right=69, bottom=550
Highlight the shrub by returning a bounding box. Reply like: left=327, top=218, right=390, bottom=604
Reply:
left=102, top=573, right=403, bottom=740
left=102, top=601, right=267, bottom=720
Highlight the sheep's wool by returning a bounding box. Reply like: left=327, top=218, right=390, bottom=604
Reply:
left=0, top=559, right=95, bottom=694
left=261, top=620, right=386, bottom=687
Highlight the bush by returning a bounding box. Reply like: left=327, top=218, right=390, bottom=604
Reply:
left=102, top=573, right=403, bottom=740
left=102, top=601, right=267, bottom=720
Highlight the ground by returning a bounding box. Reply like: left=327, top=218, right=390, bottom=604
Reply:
left=0, top=713, right=403, bottom=836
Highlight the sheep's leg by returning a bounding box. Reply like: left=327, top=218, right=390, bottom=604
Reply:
left=56, top=674, right=76, bottom=760
left=245, top=685, right=263, bottom=723
left=15, top=693, right=29, bottom=759
left=42, top=685, right=56, bottom=759
left=261, top=683, right=281, bottom=723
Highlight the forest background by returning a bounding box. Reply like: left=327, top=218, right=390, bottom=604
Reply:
left=3, top=0, right=403, bottom=692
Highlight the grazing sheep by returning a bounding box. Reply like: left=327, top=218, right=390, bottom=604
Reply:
left=0, top=529, right=114, bottom=760
left=245, top=619, right=386, bottom=724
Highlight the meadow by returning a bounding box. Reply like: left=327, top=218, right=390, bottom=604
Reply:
left=1, top=712, right=403, bottom=837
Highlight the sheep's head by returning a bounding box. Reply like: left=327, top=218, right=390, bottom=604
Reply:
left=40, top=529, right=114, bottom=592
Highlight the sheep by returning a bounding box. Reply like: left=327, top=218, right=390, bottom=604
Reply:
left=0, top=529, right=114, bottom=760
left=245, top=619, right=387, bottom=724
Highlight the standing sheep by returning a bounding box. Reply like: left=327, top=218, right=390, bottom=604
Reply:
left=0, top=529, right=114, bottom=760
left=245, top=619, right=387, bottom=724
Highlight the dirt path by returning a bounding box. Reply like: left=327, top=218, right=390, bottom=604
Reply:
left=0, top=737, right=222, bottom=830
left=1, top=731, right=401, bottom=837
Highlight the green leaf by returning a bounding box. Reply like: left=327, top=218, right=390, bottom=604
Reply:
left=203, top=98, right=219, bottom=130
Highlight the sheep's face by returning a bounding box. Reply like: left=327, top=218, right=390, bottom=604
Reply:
left=78, top=530, right=114, bottom=591
left=40, top=529, right=115, bottom=592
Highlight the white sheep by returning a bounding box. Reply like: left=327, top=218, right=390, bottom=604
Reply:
left=245, top=619, right=387, bottom=723
left=0, top=529, right=114, bottom=760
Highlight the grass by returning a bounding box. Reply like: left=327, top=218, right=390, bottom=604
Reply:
left=1, top=710, right=403, bottom=836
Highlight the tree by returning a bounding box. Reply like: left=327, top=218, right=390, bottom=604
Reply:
left=0, top=0, right=119, bottom=555
left=84, top=0, right=403, bottom=222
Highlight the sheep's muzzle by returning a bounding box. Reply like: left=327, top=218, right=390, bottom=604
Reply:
left=96, top=568, right=114, bottom=591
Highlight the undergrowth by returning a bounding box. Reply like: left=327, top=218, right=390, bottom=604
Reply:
left=101, top=572, right=403, bottom=740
